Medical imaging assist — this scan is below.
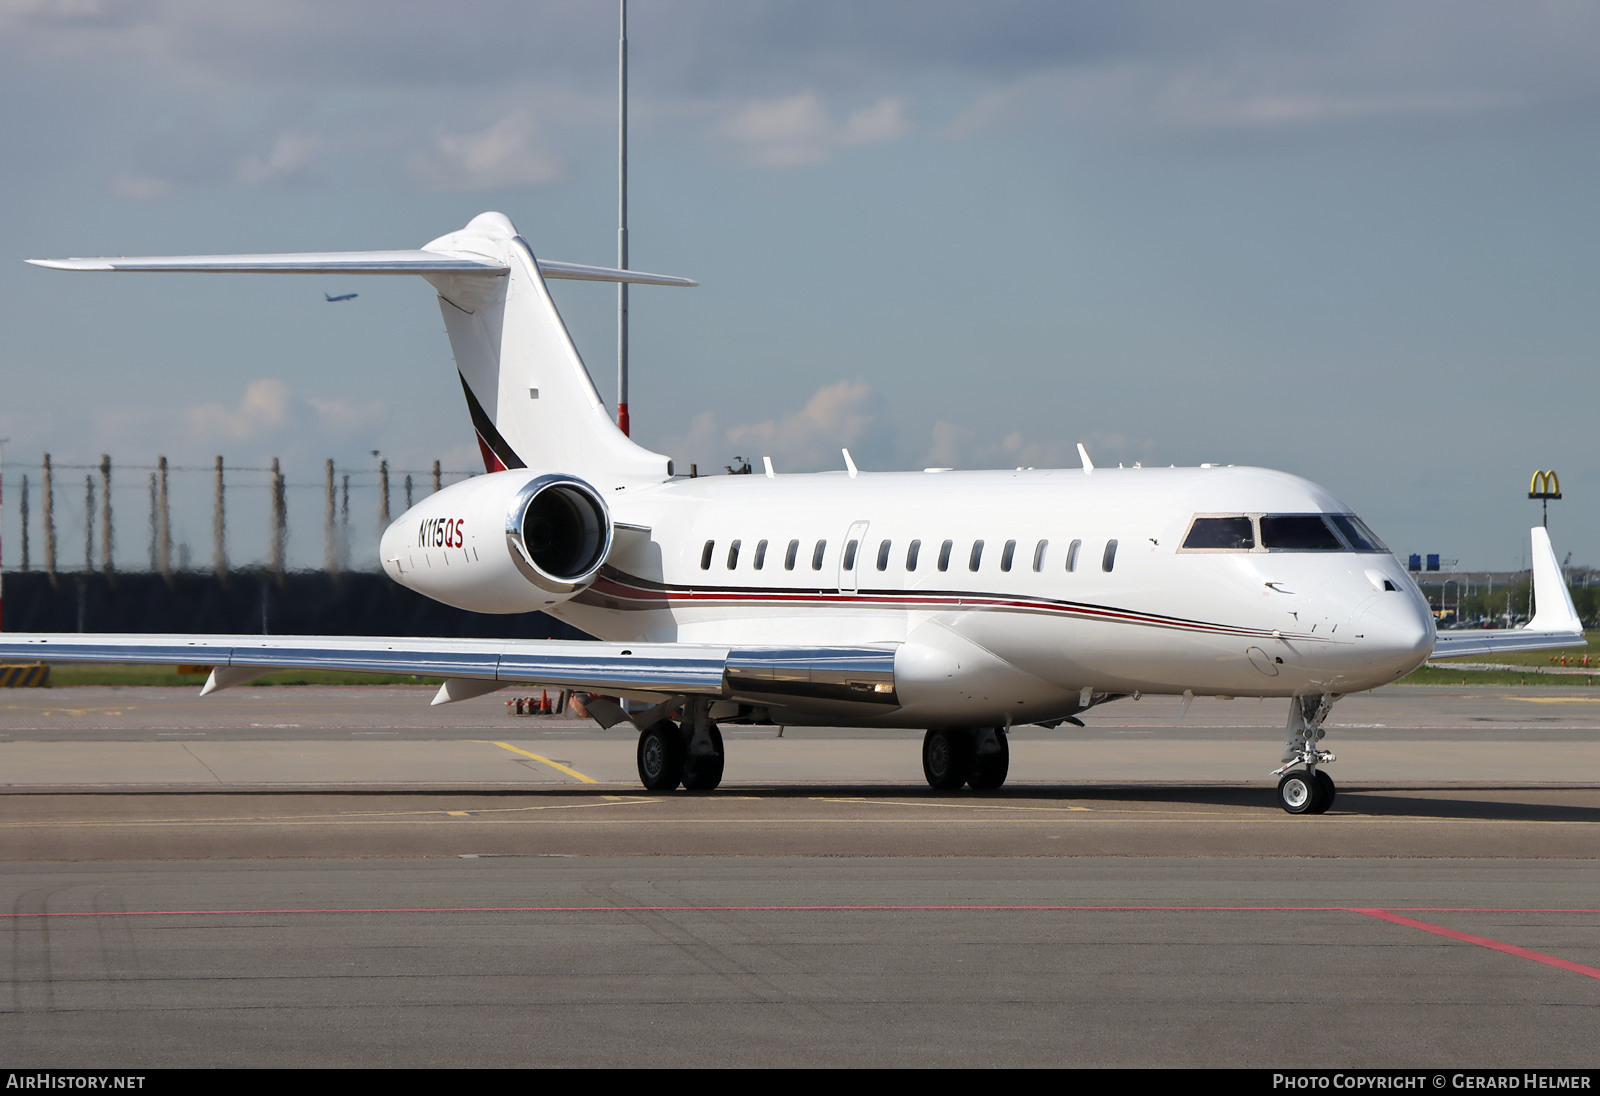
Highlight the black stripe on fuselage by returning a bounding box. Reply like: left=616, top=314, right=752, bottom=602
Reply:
left=573, top=567, right=1319, bottom=642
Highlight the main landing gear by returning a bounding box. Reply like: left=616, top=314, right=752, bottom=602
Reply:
left=1273, top=693, right=1338, bottom=814
left=635, top=700, right=725, bottom=792
left=921, top=727, right=1010, bottom=792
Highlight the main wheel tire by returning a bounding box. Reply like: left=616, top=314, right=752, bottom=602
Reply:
left=637, top=720, right=686, bottom=791
left=967, top=730, right=1010, bottom=791
left=922, top=729, right=974, bottom=790
left=1277, top=769, right=1318, bottom=815
left=681, top=725, right=725, bottom=792
left=1310, top=769, right=1336, bottom=814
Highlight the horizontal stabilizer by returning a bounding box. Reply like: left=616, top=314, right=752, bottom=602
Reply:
left=28, top=252, right=696, bottom=286
left=537, top=260, right=697, bottom=287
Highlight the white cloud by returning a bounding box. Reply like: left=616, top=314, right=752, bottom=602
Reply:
left=713, top=92, right=911, bottom=167
left=182, top=378, right=292, bottom=440
left=234, top=130, right=319, bottom=186
left=726, top=378, right=885, bottom=467
left=105, top=172, right=171, bottom=200
left=306, top=394, right=387, bottom=432
left=660, top=380, right=1157, bottom=477
left=407, top=108, right=565, bottom=191
left=923, top=423, right=1154, bottom=470
left=945, top=55, right=1528, bottom=140
left=661, top=379, right=889, bottom=472
left=839, top=96, right=914, bottom=146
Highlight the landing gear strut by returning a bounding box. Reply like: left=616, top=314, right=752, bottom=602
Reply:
left=921, top=727, right=1009, bottom=791
left=633, top=699, right=726, bottom=792
left=1273, top=694, right=1338, bottom=814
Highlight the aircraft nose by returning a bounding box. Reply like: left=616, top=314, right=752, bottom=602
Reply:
left=1354, top=591, right=1437, bottom=682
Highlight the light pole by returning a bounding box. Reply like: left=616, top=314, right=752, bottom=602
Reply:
left=617, top=0, right=630, bottom=436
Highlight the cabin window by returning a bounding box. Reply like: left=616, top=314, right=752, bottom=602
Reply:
left=726, top=539, right=741, bottom=569
left=754, top=539, right=768, bottom=569
left=1181, top=516, right=1255, bottom=551
left=906, top=539, right=921, bottom=570
left=938, top=539, right=953, bottom=572
left=1261, top=515, right=1341, bottom=551
left=1000, top=539, right=1016, bottom=572
left=812, top=540, right=827, bottom=570
left=701, top=540, right=714, bottom=570
left=785, top=539, right=799, bottom=570
left=1102, top=539, right=1118, bottom=572
left=843, top=539, right=859, bottom=571
left=876, top=540, right=891, bottom=571
left=969, top=540, right=985, bottom=572
left=1065, top=539, right=1081, bottom=572
left=1032, top=539, right=1048, bottom=572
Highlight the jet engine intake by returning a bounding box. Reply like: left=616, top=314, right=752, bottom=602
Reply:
left=506, top=475, right=613, bottom=595
left=379, top=470, right=613, bottom=614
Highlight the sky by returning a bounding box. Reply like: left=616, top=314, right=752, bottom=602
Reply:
left=1, top=1, right=1597, bottom=574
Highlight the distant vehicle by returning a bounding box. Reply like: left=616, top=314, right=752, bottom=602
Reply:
left=324, top=292, right=358, bottom=302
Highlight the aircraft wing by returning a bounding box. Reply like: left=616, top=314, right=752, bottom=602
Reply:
left=1428, top=526, right=1586, bottom=659
left=0, top=634, right=898, bottom=710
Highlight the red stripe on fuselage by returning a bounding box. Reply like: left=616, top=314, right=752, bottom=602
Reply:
left=577, top=570, right=1319, bottom=642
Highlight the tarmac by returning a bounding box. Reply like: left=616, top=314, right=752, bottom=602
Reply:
left=2, top=684, right=1597, bottom=1068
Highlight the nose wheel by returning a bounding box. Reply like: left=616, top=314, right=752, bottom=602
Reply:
left=1276, top=768, right=1335, bottom=814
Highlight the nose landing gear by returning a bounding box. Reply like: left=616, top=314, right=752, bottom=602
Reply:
left=1273, top=693, right=1339, bottom=814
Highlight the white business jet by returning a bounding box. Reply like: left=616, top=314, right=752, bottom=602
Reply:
left=7, top=212, right=1585, bottom=812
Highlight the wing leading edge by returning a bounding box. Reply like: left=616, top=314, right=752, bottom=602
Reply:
left=0, top=635, right=898, bottom=710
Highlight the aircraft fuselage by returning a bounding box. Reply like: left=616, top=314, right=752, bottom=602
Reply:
left=384, top=462, right=1437, bottom=728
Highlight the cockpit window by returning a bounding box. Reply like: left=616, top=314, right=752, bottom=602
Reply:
left=1180, top=512, right=1391, bottom=553
left=1330, top=514, right=1388, bottom=553
left=1260, top=515, right=1342, bottom=550
left=1182, top=516, right=1256, bottom=550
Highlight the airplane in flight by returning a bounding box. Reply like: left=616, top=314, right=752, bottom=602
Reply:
left=6, top=212, right=1585, bottom=812
left=324, top=291, right=358, bottom=302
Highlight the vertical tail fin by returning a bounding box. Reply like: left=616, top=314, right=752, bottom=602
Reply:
left=420, top=212, right=672, bottom=486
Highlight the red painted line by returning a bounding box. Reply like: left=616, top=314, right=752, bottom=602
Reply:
left=3, top=904, right=1598, bottom=920
left=1354, top=908, right=1600, bottom=981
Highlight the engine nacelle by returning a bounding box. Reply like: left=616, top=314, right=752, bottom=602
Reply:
left=379, top=470, right=613, bottom=613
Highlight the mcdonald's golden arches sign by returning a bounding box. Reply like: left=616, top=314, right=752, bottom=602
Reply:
left=1529, top=470, right=1562, bottom=499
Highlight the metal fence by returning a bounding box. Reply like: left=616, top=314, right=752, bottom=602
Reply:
left=1, top=455, right=479, bottom=577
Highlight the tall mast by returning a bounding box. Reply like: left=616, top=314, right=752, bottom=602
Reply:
left=616, top=0, right=630, bottom=435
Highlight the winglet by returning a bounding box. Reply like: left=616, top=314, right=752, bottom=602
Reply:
left=1526, top=526, right=1583, bottom=634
